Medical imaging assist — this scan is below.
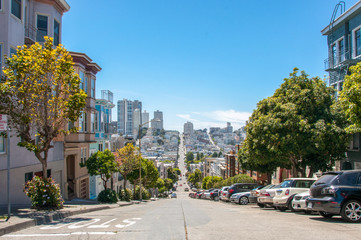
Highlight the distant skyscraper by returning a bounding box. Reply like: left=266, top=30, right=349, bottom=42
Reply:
left=226, top=122, right=233, bottom=133
left=184, top=122, right=194, bottom=135
left=133, top=108, right=141, bottom=137
left=142, top=110, right=150, bottom=128
left=117, top=99, right=142, bottom=136
left=151, top=110, right=163, bottom=130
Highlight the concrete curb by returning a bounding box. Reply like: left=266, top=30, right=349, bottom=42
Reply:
left=0, top=201, right=134, bottom=236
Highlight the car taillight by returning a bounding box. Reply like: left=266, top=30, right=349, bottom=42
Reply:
left=261, top=192, right=270, bottom=197
left=229, top=189, right=234, bottom=194
left=285, top=189, right=289, bottom=196
left=211, top=192, right=214, bottom=195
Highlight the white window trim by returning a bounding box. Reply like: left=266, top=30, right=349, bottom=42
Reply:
left=35, top=12, right=50, bottom=42
left=10, top=0, right=24, bottom=23
left=0, top=136, right=5, bottom=154
left=352, top=25, right=361, bottom=58
left=331, top=36, right=345, bottom=65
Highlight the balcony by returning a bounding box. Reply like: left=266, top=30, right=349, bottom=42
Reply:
left=24, top=24, right=37, bottom=45
left=324, top=49, right=361, bottom=71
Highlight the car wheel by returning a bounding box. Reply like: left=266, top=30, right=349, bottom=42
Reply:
left=257, top=203, right=265, bottom=208
left=319, top=211, right=334, bottom=219
left=304, top=210, right=312, bottom=214
left=288, top=201, right=295, bottom=212
left=278, top=207, right=287, bottom=212
left=239, top=196, right=249, bottom=205
left=341, top=200, right=361, bottom=223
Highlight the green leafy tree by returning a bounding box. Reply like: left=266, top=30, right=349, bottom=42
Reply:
left=240, top=68, right=348, bottom=177
left=141, top=159, right=159, bottom=188
left=196, top=152, right=201, bottom=160
left=81, top=150, right=117, bottom=189
left=173, top=168, right=181, bottom=175
left=0, top=37, right=86, bottom=177
left=186, top=152, right=194, bottom=162
left=155, top=178, right=165, bottom=189
left=114, top=144, right=140, bottom=189
left=164, top=178, right=173, bottom=190
left=167, top=167, right=179, bottom=183
left=211, top=152, right=218, bottom=157
left=339, top=62, right=361, bottom=133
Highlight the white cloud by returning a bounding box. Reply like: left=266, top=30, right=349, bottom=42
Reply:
left=208, top=110, right=251, bottom=124
left=176, top=114, right=199, bottom=122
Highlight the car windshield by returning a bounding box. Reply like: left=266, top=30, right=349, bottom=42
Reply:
left=280, top=180, right=292, bottom=188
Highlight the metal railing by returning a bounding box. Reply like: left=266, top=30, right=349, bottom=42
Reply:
left=24, top=24, right=37, bottom=43
left=324, top=49, right=351, bottom=70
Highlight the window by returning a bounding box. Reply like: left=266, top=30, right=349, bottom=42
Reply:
left=10, top=48, right=17, bottom=56
left=79, top=112, right=84, bottom=132
left=331, top=43, right=336, bottom=66
left=11, top=0, right=21, bottom=20
left=0, top=136, right=5, bottom=153
left=338, top=39, right=344, bottom=62
left=0, top=0, right=2, bottom=10
left=98, top=143, right=103, bottom=151
left=94, top=113, right=98, bottom=132
left=36, top=15, right=48, bottom=42
left=80, top=147, right=87, bottom=165
left=54, top=20, right=60, bottom=46
left=25, top=172, right=33, bottom=183
left=68, top=121, right=74, bottom=131
left=355, top=28, right=361, bottom=57
left=84, top=112, right=88, bottom=132
left=79, top=71, right=84, bottom=90
left=91, top=113, right=95, bottom=133
left=84, top=77, right=88, bottom=93
left=91, top=78, right=95, bottom=98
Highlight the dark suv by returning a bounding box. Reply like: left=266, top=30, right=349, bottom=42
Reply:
left=307, top=170, right=361, bottom=223
left=225, top=183, right=259, bottom=201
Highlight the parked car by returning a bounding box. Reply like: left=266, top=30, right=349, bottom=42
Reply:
left=257, top=184, right=282, bottom=208
left=307, top=170, right=361, bottom=223
left=225, top=183, right=259, bottom=201
left=220, top=186, right=230, bottom=201
left=273, top=178, right=316, bottom=211
left=188, top=192, right=196, bottom=198
left=196, top=191, right=203, bottom=199
left=249, top=184, right=274, bottom=203
left=184, top=187, right=189, bottom=192
left=210, top=189, right=220, bottom=200
left=230, top=192, right=251, bottom=205
left=291, top=190, right=310, bottom=213
left=171, top=193, right=177, bottom=198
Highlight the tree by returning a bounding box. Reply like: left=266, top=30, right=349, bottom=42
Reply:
left=167, top=168, right=178, bottom=183
left=164, top=178, right=173, bottom=190
left=173, top=168, right=181, bottom=175
left=240, top=68, right=349, bottom=177
left=211, top=152, right=218, bottom=157
left=114, top=144, right=140, bottom=189
left=0, top=37, right=86, bottom=177
left=140, top=158, right=159, bottom=188
left=80, top=150, right=117, bottom=189
left=339, top=62, right=361, bottom=133
left=196, top=152, right=201, bottom=160
left=186, top=152, right=194, bottom=162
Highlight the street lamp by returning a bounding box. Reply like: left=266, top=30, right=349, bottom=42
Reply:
left=138, top=118, right=161, bottom=201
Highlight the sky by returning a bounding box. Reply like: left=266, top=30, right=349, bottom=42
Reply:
left=62, top=0, right=360, bottom=132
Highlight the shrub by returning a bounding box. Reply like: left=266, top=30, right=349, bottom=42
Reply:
left=24, top=176, right=63, bottom=210
left=118, top=188, right=133, bottom=202
left=134, top=186, right=150, bottom=200
left=97, top=189, right=118, bottom=203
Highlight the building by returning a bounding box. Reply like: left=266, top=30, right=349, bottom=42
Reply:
left=151, top=110, right=163, bottom=130
left=64, top=52, right=101, bottom=200
left=322, top=1, right=361, bottom=170
left=225, top=122, right=233, bottom=134
left=133, top=108, right=141, bottom=137
left=142, top=110, right=150, bottom=128
left=183, top=122, right=194, bottom=135
left=117, top=99, right=142, bottom=136
left=225, top=151, right=240, bottom=178
left=0, top=0, right=70, bottom=205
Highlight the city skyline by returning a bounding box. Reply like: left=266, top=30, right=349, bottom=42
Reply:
left=62, top=0, right=360, bottom=131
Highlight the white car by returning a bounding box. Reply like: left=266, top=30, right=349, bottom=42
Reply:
left=219, top=186, right=230, bottom=201
left=273, top=178, right=316, bottom=211
left=291, top=191, right=310, bottom=213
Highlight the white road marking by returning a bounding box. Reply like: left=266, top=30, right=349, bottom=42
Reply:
left=115, top=218, right=141, bottom=228
left=68, top=218, right=101, bottom=229
left=88, top=218, right=118, bottom=228
left=5, top=232, right=117, bottom=237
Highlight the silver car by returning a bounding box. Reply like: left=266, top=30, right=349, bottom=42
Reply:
left=230, top=192, right=251, bottom=205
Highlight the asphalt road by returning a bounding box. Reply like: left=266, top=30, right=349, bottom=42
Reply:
left=2, top=137, right=361, bottom=239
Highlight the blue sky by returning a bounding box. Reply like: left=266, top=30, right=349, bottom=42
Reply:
left=62, top=0, right=359, bottom=131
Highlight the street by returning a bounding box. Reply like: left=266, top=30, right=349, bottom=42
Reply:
left=1, top=135, right=361, bottom=240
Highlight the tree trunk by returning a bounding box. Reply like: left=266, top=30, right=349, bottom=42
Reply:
left=307, top=166, right=314, bottom=178
left=267, top=173, right=272, bottom=185
left=123, top=175, right=127, bottom=190
left=42, top=161, right=48, bottom=179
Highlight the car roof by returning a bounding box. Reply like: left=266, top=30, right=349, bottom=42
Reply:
left=284, top=178, right=317, bottom=181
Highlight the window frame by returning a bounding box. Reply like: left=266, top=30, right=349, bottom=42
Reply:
left=79, top=70, right=85, bottom=90
left=91, top=78, right=95, bottom=98
left=353, top=26, right=361, bottom=58
left=53, top=19, right=60, bottom=46
left=11, top=0, right=22, bottom=20
left=0, top=135, right=5, bottom=153
left=36, top=13, right=49, bottom=42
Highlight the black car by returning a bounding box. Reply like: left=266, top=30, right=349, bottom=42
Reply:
left=210, top=189, right=220, bottom=200
left=225, top=183, right=259, bottom=201
left=307, top=170, right=361, bottom=223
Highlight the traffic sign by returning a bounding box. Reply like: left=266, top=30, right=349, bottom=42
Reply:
left=0, top=115, right=7, bottom=131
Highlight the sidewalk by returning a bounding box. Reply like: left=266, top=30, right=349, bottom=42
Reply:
left=0, top=199, right=134, bottom=236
